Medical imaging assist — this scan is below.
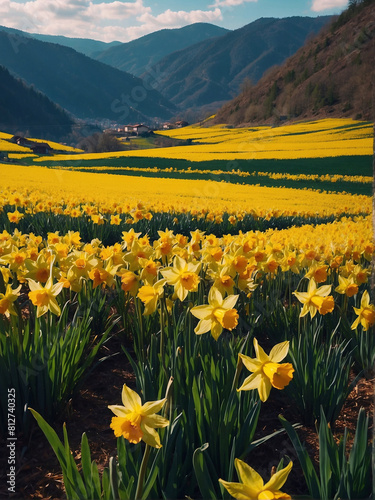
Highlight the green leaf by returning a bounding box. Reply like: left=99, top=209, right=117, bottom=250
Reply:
left=279, top=414, right=321, bottom=499
left=193, top=444, right=219, bottom=500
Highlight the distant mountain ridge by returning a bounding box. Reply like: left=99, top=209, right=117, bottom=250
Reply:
left=146, top=16, right=333, bottom=112
left=0, top=65, right=74, bottom=140
left=94, top=23, right=230, bottom=76
left=212, top=0, right=375, bottom=126
left=0, top=31, right=176, bottom=123
left=0, top=25, right=121, bottom=57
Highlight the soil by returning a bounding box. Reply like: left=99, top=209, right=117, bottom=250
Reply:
left=1, top=334, right=374, bottom=500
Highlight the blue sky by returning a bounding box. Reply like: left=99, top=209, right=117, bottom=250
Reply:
left=0, top=0, right=349, bottom=42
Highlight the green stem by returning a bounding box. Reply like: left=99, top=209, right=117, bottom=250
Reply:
left=231, top=356, right=243, bottom=393
left=135, top=443, right=151, bottom=500
left=159, top=297, right=168, bottom=375
left=135, top=298, right=145, bottom=361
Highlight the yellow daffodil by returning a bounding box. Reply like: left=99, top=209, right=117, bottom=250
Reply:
left=190, top=286, right=239, bottom=340
left=28, top=277, right=64, bottom=317
left=305, top=264, right=328, bottom=284
left=238, top=338, right=294, bottom=402
left=139, top=258, right=160, bottom=284
left=352, top=264, right=369, bottom=285
left=0, top=283, right=22, bottom=317
left=120, top=270, right=139, bottom=296
left=219, top=458, right=293, bottom=500
left=108, top=384, right=169, bottom=448
left=7, top=210, right=24, bottom=224
left=23, top=252, right=54, bottom=283
left=351, top=290, right=375, bottom=331
left=161, top=255, right=201, bottom=301
left=335, top=275, right=358, bottom=297
left=88, top=262, right=118, bottom=289
left=293, top=278, right=334, bottom=318
left=137, top=278, right=166, bottom=315
left=122, top=228, right=141, bottom=249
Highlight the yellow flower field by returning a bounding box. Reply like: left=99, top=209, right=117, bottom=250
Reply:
left=0, top=132, right=82, bottom=153
left=62, top=165, right=372, bottom=186
left=0, top=139, right=32, bottom=153
left=32, top=118, right=372, bottom=163
left=0, top=163, right=371, bottom=218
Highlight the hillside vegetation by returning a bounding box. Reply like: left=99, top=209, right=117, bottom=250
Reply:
left=0, top=31, right=176, bottom=123
left=147, top=16, right=332, bottom=111
left=212, top=0, right=375, bottom=125
left=0, top=65, right=74, bottom=140
left=95, top=23, right=229, bottom=76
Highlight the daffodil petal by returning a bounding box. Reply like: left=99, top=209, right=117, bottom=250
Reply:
left=190, top=304, right=213, bottom=320
left=351, top=316, right=360, bottom=330
left=174, top=255, right=185, bottom=272
left=263, top=461, right=293, bottom=491
left=208, top=286, right=223, bottom=307
left=48, top=298, right=61, bottom=316
left=51, top=282, right=64, bottom=295
left=160, top=268, right=178, bottom=283
left=238, top=353, right=262, bottom=372
left=258, top=375, right=272, bottom=402
left=141, top=398, right=167, bottom=416
left=141, top=423, right=162, bottom=448
left=37, top=304, right=48, bottom=317
left=307, top=279, right=317, bottom=293
left=269, top=341, right=289, bottom=363
left=361, top=290, right=370, bottom=307
left=235, top=458, right=264, bottom=490
left=237, top=372, right=263, bottom=392
left=121, top=384, right=142, bottom=410
left=253, top=338, right=269, bottom=363
left=194, top=318, right=212, bottom=335
left=218, top=479, right=256, bottom=500
left=299, top=304, right=310, bottom=317
left=222, top=294, right=239, bottom=309
left=176, top=283, right=188, bottom=302
left=108, top=404, right=131, bottom=417
left=315, top=284, right=332, bottom=296
left=143, top=413, right=169, bottom=428
left=293, top=291, right=308, bottom=303
left=211, top=320, right=223, bottom=340
left=27, top=279, right=41, bottom=292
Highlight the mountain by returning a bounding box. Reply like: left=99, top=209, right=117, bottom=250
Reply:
left=0, top=31, right=176, bottom=123
left=0, top=65, right=74, bottom=140
left=212, top=0, right=375, bottom=126
left=94, top=23, right=230, bottom=77
left=0, top=25, right=121, bottom=57
left=145, top=16, right=333, bottom=112
left=31, top=34, right=121, bottom=58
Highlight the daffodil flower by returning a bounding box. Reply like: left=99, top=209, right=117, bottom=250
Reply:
left=293, top=278, right=334, bottom=318
left=108, top=384, right=169, bottom=448
left=238, top=338, right=294, bottom=402
left=351, top=290, right=375, bottom=331
left=335, top=275, right=358, bottom=297
left=0, top=284, right=22, bottom=317
left=137, top=278, right=166, bottom=315
left=219, top=458, right=293, bottom=500
left=190, top=286, right=239, bottom=340
left=161, top=255, right=201, bottom=301
left=28, top=277, right=64, bottom=317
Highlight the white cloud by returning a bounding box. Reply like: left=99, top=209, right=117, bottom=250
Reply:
left=86, top=0, right=149, bottom=20
left=311, top=0, right=348, bottom=12
left=0, top=0, right=152, bottom=41
left=137, top=8, right=222, bottom=30
left=123, top=7, right=223, bottom=40
left=209, top=0, right=257, bottom=7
